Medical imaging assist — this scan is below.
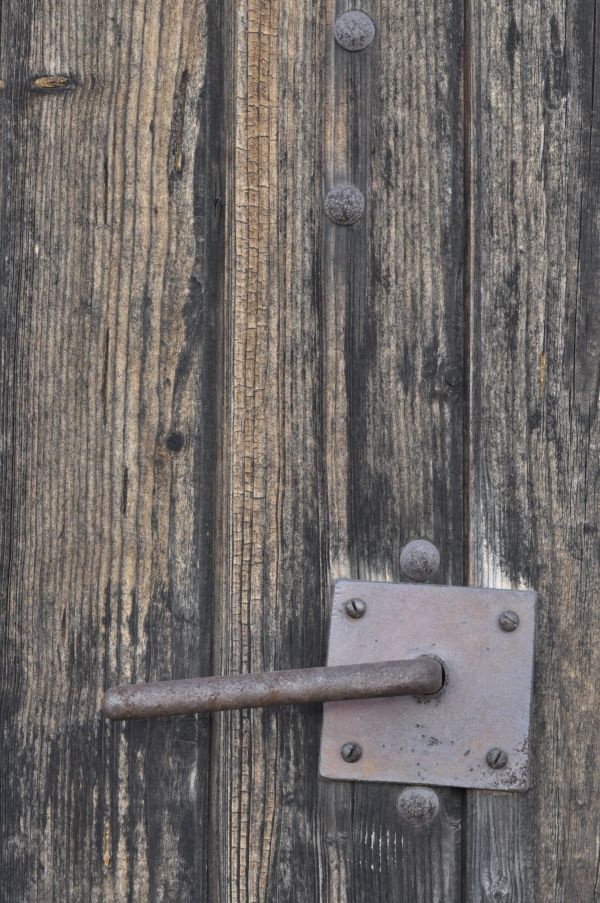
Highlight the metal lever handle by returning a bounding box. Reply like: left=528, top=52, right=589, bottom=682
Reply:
left=102, top=658, right=442, bottom=720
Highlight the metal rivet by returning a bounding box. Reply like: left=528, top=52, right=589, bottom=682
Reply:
left=324, top=185, right=365, bottom=225
left=396, top=786, right=440, bottom=827
left=344, top=597, right=366, bottom=619
left=486, top=747, right=508, bottom=769
left=400, top=539, right=440, bottom=583
left=498, top=610, right=520, bottom=632
left=166, top=431, right=185, bottom=452
left=340, top=741, right=362, bottom=763
left=334, top=10, right=376, bottom=51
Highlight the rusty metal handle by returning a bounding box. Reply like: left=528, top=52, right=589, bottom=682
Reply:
left=102, top=658, right=442, bottom=720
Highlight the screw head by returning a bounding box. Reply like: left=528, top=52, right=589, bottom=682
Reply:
left=498, top=610, right=520, bottom=632
left=344, top=597, right=366, bottom=619
left=400, top=539, right=440, bottom=583
left=486, top=747, right=508, bottom=769
left=340, top=741, right=362, bottom=763
left=334, top=10, right=376, bottom=52
left=324, top=185, right=365, bottom=225
left=396, top=786, right=440, bottom=827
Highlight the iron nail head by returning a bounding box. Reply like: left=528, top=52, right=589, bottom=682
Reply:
left=334, top=10, right=376, bottom=52
left=324, top=185, right=365, bottom=225
left=400, top=539, right=440, bottom=583
left=396, top=786, right=440, bottom=827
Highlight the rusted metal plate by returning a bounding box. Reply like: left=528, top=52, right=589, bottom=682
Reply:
left=319, top=580, right=536, bottom=791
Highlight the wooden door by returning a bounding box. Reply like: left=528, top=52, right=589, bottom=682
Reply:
left=1, top=0, right=598, bottom=900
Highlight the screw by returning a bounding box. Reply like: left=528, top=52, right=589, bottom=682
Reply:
left=396, top=786, right=440, bottom=827
left=486, top=747, right=508, bottom=769
left=334, top=10, right=376, bottom=52
left=340, top=741, right=362, bottom=763
left=345, top=598, right=366, bottom=619
left=324, top=185, right=365, bottom=225
left=498, top=610, right=520, bottom=632
left=400, top=539, right=440, bottom=583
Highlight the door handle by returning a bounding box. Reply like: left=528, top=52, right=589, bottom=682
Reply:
left=102, top=657, right=443, bottom=720
left=102, top=579, right=536, bottom=792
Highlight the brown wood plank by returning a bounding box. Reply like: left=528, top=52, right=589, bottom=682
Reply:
left=0, top=1, right=224, bottom=899
left=466, top=0, right=600, bottom=898
left=209, top=2, right=330, bottom=898
left=211, top=0, right=465, bottom=899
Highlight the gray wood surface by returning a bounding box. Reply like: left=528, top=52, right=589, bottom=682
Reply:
left=467, top=0, right=600, bottom=899
left=0, top=0, right=222, bottom=898
left=210, top=0, right=464, bottom=899
left=1, top=0, right=597, bottom=900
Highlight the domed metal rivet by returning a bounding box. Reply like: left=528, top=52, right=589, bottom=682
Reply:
left=486, top=747, right=508, bottom=769
left=340, top=741, right=363, bottom=763
left=400, top=539, right=440, bottom=583
left=344, top=597, right=366, bottom=619
left=498, top=610, right=520, bottom=632
left=324, top=185, right=365, bottom=225
left=334, top=10, right=376, bottom=51
left=396, top=786, right=440, bottom=827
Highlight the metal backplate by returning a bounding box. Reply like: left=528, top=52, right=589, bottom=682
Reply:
left=320, top=580, right=536, bottom=791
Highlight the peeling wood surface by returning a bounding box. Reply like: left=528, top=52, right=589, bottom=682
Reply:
left=0, top=0, right=598, bottom=900
left=466, top=0, right=600, bottom=899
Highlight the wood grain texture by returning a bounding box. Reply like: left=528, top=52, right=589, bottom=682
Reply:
left=320, top=0, right=465, bottom=900
left=211, top=0, right=464, bottom=900
left=210, top=2, right=330, bottom=898
left=0, top=0, right=224, bottom=899
left=467, top=0, right=600, bottom=899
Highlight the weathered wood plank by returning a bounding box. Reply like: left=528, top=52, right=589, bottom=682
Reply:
left=320, top=0, right=465, bottom=900
left=467, top=0, right=600, bottom=898
left=209, top=2, right=330, bottom=898
left=1, top=0, right=467, bottom=898
left=211, top=0, right=465, bottom=899
left=0, top=1, right=223, bottom=899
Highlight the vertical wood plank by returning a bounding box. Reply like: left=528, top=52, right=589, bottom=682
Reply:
left=0, top=1, right=224, bottom=899
left=467, top=0, right=600, bottom=899
left=212, top=0, right=465, bottom=900
left=321, top=0, right=465, bottom=900
left=210, top=1, right=331, bottom=898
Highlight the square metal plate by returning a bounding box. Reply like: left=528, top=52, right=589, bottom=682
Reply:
left=320, top=580, right=536, bottom=791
